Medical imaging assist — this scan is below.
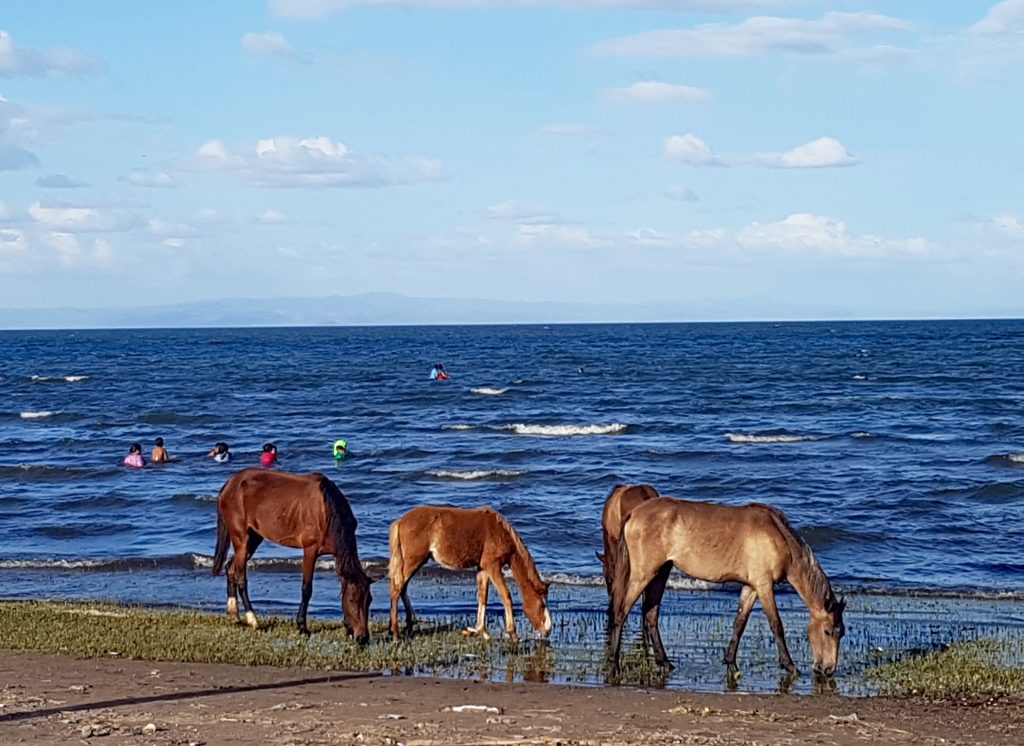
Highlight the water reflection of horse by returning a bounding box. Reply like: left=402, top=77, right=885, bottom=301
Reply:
left=388, top=505, right=553, bottom=642
left=596, top=484, right=659, bottom=620
left=212, top=468, right=372, bottom=643
left=608, top=496, right=845, bottom=679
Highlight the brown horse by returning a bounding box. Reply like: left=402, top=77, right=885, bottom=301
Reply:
left=212, top=468, right=372, bottom=643
left=388, top=506, right=552, bottom=642
left=609, top=496, right=845, bottom=679
left=596, top=484, right=659, bottom=608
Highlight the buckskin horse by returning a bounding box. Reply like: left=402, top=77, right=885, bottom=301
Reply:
left=596, top=483, right=659, bottom=621
left=388, top=505, right=552, bottom=642
left=212, top=468, right=372, bottom=643
left=608, top=496, right=845, bottom=679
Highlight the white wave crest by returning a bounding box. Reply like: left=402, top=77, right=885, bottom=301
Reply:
left=470, top=387, right=508, bottom=396
left=64, top=375, right=89, bottom=382
left=725, top=432, right=823, bottom=444
left=427, top=469, right=527, bottom=480
left=20, top=410, right=57, bottom=419
left=1009, top=454, right=1024, bottom=464
left=0, top=558, right=106, bottom=570
left=509, top=423, right=628, bottom=437
left=442, top=424, right=475, bottom=431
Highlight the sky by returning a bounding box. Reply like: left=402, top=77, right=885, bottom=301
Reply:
left=0, top=1, right=1022, bottom=320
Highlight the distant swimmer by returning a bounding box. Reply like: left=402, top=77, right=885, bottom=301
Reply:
left=260, top=442, right=278, bottom=468
left=151, top=436, right=176, bottom=463
left=333, top=438, right=350, bottom=463
left=430, top=363, right=450, bottom=381
left=208, top=442, right=231, bottom=463
left=123, top=442, right=145, bottom=469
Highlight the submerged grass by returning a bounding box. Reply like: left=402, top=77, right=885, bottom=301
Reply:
left=866, top=638, right=1024, bottom=698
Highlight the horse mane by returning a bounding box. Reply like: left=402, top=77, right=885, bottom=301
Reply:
left=493, top=511, right=546, bottom=592
left=762, top=505, right=836, bottom=608
left=317, top=473, right=368, bottom=584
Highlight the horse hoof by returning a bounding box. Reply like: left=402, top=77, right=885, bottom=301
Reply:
left=245, top=611, right=259, bottom=630
left=461, top=627, right=475, bottom=637
left=298, top=625, right=310, bottom=637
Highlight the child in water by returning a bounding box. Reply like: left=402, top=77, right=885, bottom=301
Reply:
left=151, top=437, right=171, bottom=463
left=207, top=442, right=231, bottom=462
left=260, top=442, right=278, bottom=468
left=123, top=443, right=145, bottom=469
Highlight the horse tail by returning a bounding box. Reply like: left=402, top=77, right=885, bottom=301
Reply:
left=388, top=517, right=403, bottom=588
left=211, top=480, right=231, bottom=576
left=609, top=512, right=634, bottom=627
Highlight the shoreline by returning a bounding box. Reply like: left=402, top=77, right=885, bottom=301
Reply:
left=2, top=650, right=1022, bottom=745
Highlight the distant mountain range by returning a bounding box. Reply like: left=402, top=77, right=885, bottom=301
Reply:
left=0, top=291, right=1015, bottom=329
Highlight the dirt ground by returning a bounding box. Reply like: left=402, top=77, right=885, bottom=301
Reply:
left=0, top=651, right=1021, bottom=745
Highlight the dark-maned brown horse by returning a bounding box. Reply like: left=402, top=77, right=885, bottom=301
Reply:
left=212, top=468, right=372, bottom=643
left=609, top=497, right=846, bottom=679
left=388, top=506, right=552, bottom=642
left=596, top=484, right=659, bottom=618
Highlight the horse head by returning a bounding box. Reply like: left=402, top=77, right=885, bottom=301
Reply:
left=522, top=579, right=553, bottom=637
left=342, top=574, right=372, bottom=645
left=808, top=596, right=846, bottom=678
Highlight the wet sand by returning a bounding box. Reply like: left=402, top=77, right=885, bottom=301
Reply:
left=2, top=650, right=1022, bottom=745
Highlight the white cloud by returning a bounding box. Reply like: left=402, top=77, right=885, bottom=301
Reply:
left=28, top=202, right=138, bottom=233
left=0, top=30, right=103, bottom=78
left=969, top=0, right=1024, bottom=36
left=603, top=80, right=711, bottom=104
left=0, top=228, right=26, bottom=254
left=592, top=12, right=912, bottom=58
left=993, top=214, right=1024, bottom=239
left=47, top=232, right=114, bottom=268
left=689, top=213, right=931, bottom=257
left=126, top=169, right=178, bottom=188
left=270, top=1, right=798, bottom=18
left=487, top=200, right=562, bottom=225
left=255, top=209, right=293, bottom=224
left=664, top=133, right=723, bottom=165
left=163, top=238, right=186, bottom=248
left=242, top=31, right=305, bottom=62
left=755, top=136, right=858, bottom=168
left=189, top=135, right=446, bottom=188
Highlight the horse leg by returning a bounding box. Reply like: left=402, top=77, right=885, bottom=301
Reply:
left=758, top=584, right=798, bottom=675
left=235, top=531, right=263, bottom=630
left=463, top=569, right=492, bottom=640
left=641, top=562, right=673, bottom=669
left=487, top=566, right=518, bottom=643
left=296, top=545, right=317, bottom=636
left=225, top=554, right=239, bottom=621
left=400, top=585, right=416, bottom=634
left=608, top=573, right=654, bottom=678
left=723, top=585, right=758, bottom=676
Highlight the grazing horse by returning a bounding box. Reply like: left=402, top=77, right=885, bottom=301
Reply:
left=596, top=484, right=659, bottom=616
left=212, top=468, right=372, bottom=643
left=388, top=506, right=552, bottom=642
left=609, top=497, right=846, bottom=679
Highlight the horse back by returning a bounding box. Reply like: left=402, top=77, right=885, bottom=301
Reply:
left=395, top=505, right=509, bottom=570
left=218, top=468, right=330, bottom=549
left=602, top=484, right=659, bottom=544
left=623, top=497, right=791, bottom=585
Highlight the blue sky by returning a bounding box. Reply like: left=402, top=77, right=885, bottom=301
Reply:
left=1, top=1, right=1022, bottom=319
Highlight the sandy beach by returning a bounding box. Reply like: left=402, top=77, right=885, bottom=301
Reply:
left=2, top=650, right=1022, bottom=746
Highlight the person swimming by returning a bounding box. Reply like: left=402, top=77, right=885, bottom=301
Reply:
left=333, top=438, right=350, bottom=463
left=260, top=442, right=278, bottom=468
left=123, top=443, right=145, bottom=469
left=207, top=442, right=231, bottom=463
left=430, top=362, right=450, bottom=381
left=151, top=437, right=171, bottom=463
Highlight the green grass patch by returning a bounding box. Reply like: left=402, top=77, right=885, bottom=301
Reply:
left=0, top=600, right=551, bottom=678
left=866, top=638, right=1024, bottom=697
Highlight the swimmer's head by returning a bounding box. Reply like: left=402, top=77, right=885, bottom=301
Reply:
left=263, top=442, right=276, bottom=453
left=154, top=437, right=164, bottom=447
left=130, top=443, right=142, bottom=454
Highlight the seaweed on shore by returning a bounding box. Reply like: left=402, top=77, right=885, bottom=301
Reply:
left=866, top=638, right=1024, bottom=697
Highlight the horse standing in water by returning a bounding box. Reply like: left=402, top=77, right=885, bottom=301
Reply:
left=596, top=484, right=659, bottom=617
left=608, top=497, right=845, bottom=679
left=388, top=506, right=552, bottom=642
left=212, top=469, right=372, bottom=643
